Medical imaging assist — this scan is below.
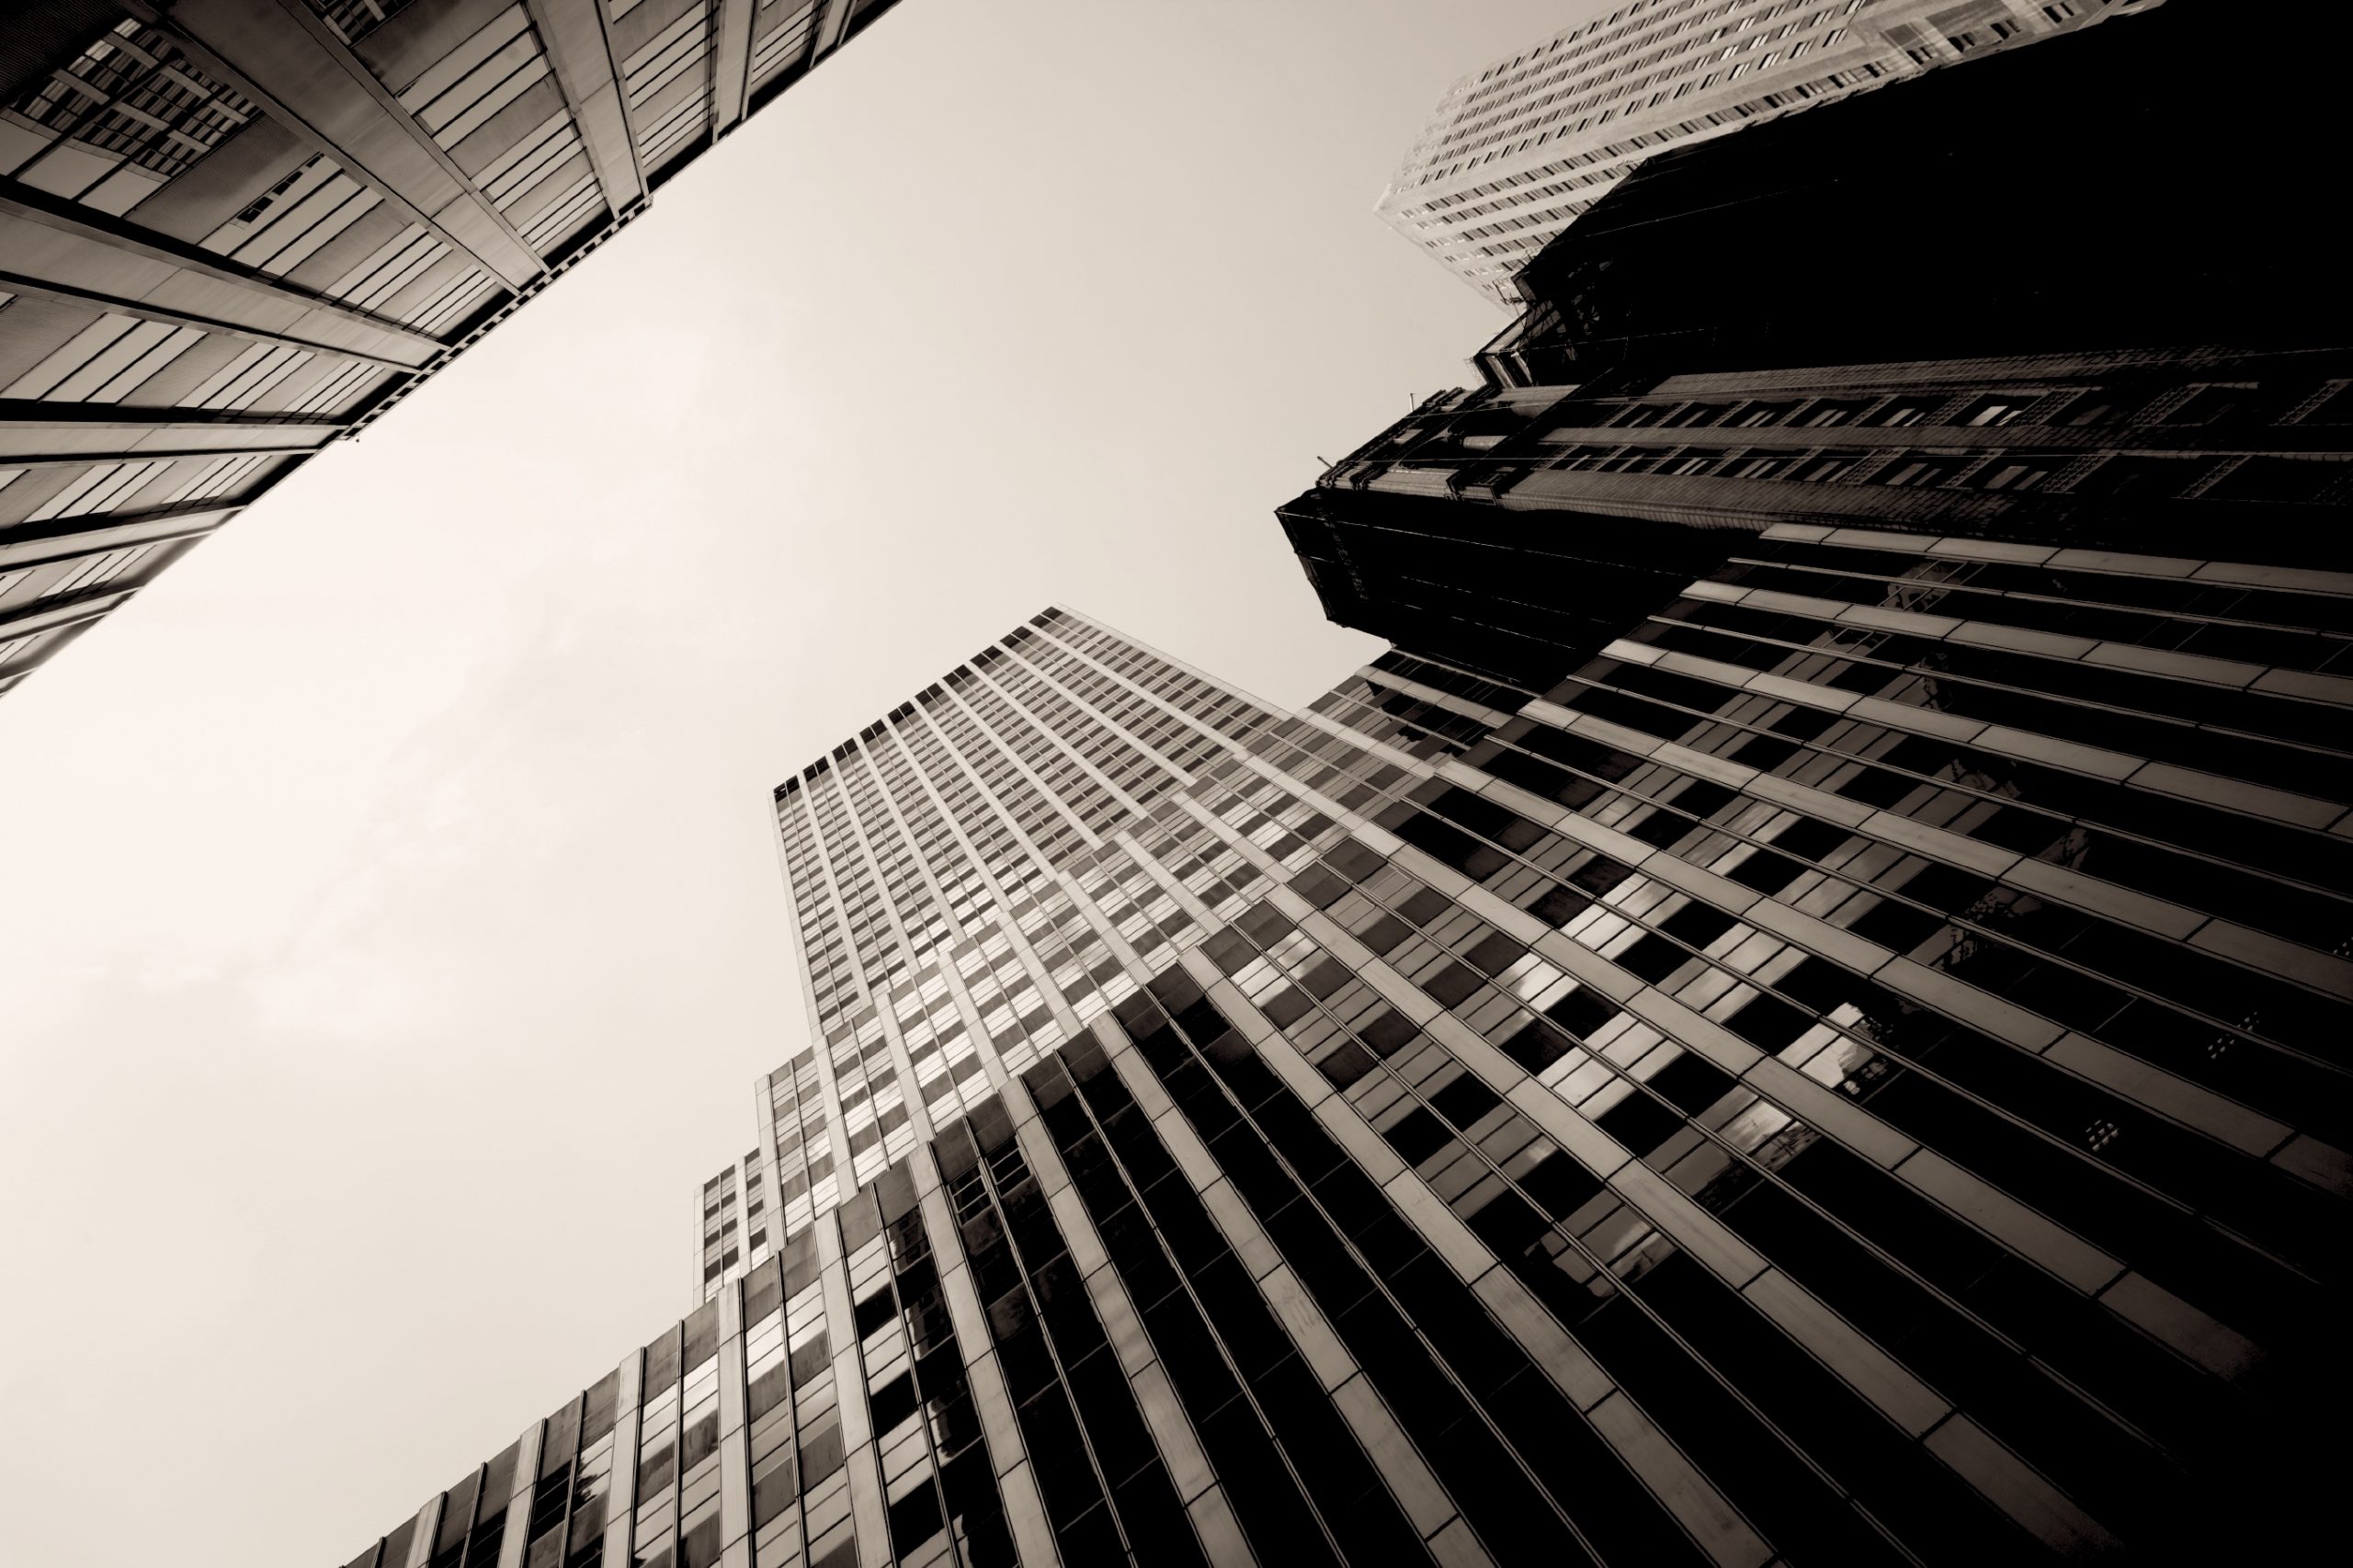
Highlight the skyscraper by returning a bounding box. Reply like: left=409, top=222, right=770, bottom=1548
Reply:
left=1305, top=0, right=2351, bottom=687
left=1374, top=0, right=2160, bottom=306
left=340, top=589, right=2344, bottom=1566
left=0, top=0, right=904, bottom=699
left=328, top=4, right=2343, bottom=1562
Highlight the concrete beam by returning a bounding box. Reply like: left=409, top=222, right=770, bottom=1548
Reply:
left=529, top=0, right=646, bottom=216
left=133, top=0, right=545, bottom=290
left=0, top=197, right=445, bottom=366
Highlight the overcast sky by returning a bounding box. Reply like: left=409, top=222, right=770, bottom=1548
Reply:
left=0, top=4, right=1586, bottom=1563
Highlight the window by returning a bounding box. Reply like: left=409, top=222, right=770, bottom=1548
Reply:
left=234, top=166, right=304, bottom=224
left=2054, top=390, right=2139, bottom=426
left=2202, top=457, right=2345, bottom=505
left=5, top=20, right=257, bottom=210
left=1957, top=395, right=2036, bottom=426
left=2295, top=382, right=2353, bottom=425
left=1664, top=449, right=1730, bottom=475
left=2162, top=385, right=2259, bottom=426
left=1793, top=449, right=1867, bottom=482
left=1972, top=456, right=2061, bottom=493
left=1947, top=21, right=2016, bottom=52
left=304, top=0, right=428, bottom=45
left=1873, top=454, right=1965, bottom=488
left=2071, top=455, right=2206, bottom=499
left=1597, top=449, right=1677, bottom=473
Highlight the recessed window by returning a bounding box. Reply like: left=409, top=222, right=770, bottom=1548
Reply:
left=1972, top=457, right=2060, bottom=493
left=2054, top=390, right=2141, bottom=426
left=2203, top=457, right=2346, bottom=505
left=2162, top=385, right=2259, bottom=426
left=1794, top=449, right=1867, bottom=483
left=1664, top=449, right=1730, bottom=475
left=1957, top=395, right=2036, bottom=426
left=2072, top=455, right=2207, bottom=499
left=1873, top=454, right=1965, bottom=488
left=1598, top=449, right=1678, bottom=473
left=2296, top=382, right=2353, bottom=425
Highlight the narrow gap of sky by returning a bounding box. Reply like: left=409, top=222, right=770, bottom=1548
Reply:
left=0, top=4, right=1595, bottom=1563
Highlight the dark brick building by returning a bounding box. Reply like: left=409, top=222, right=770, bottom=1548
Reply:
left=1281, top=0, right=2353, bottom=686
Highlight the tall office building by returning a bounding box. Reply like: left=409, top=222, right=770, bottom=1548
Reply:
left=1375, top=0, right=2159, bottom=306
left=333, top=5, right=2342, bottom=1564
left=1307, top=0, right=2351, bottom=685
left=0, top=0, right=904, bottom=700
left=341, top=585, right=2344, bottom=1567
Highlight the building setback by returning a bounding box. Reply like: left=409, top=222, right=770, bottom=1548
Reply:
left=1375, top=0, right=2160, bottom=306
left=697, top=1147, right=770, bottom=1302
left=0, top=0, right=904, bottom=699
left=341, top=575, right=2346, bottom=1564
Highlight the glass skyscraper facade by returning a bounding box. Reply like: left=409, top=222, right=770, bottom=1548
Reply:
left=334, top=5, right=2342, bottom=1563
left=341, top=585, right=2345, bottom=1566
left=0, top=0, right=903, bottom=699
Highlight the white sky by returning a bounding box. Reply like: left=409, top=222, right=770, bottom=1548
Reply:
left=0, top=4, right=1586, bottom=1563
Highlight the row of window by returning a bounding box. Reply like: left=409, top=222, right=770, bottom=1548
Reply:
left=1438, top=0, right=1863, bottom=165
left=0, top=298, right=392, bottom=415
left=1722, top=542, right=2353, bottom=676
left=1592, top=380, right=2351, bottom=434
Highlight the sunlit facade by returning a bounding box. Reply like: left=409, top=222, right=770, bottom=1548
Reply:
left=0, top=0, right=903, bottom=699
